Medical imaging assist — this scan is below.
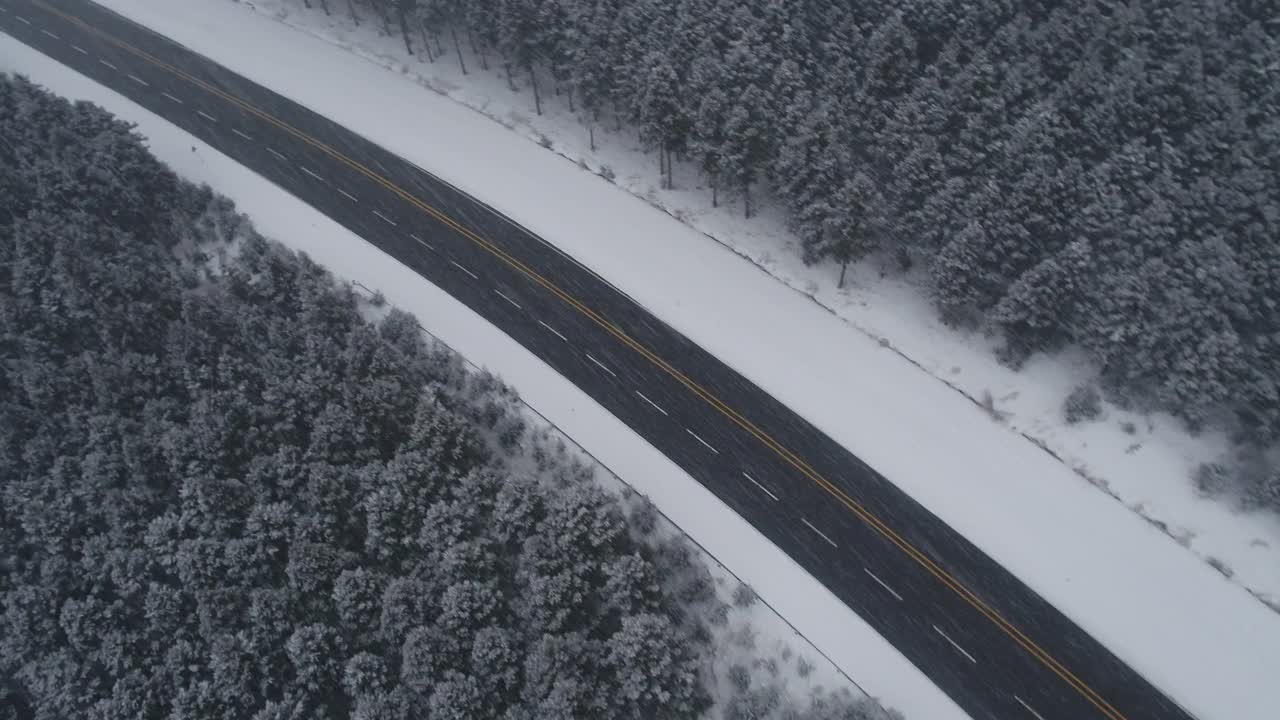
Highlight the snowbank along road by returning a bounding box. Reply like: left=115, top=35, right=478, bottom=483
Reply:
left=0, top=2, right=1200, bottom=720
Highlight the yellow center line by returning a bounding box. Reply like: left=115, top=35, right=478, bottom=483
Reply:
left=31, top=3, right=1132, bottom=718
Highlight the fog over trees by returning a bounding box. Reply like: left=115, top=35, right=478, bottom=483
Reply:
left=313, top=0, right=1280, bottom=504
left=0, top=74, right=898, bottom=720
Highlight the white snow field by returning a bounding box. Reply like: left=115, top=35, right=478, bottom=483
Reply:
left=9, top=1, right=1280, bottom=718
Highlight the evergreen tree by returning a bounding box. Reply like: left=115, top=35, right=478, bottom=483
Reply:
left=687, top=54, right=730, bottom=206
left=992, top=239, right=1095, bottom=366
left=821, top=172, right=889, bottom=288
left=569, top=0, right=621, bottom=148
left=636, top=51, right=689, bottom=189
left=341, top=652, right=388, bottom=701
left=606, top=613, right=709, bottom=719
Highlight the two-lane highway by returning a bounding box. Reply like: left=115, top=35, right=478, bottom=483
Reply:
left=1, top=2, right=1197, bottom=719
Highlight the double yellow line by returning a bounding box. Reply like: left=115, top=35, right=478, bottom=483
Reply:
left=30, top=2, right=1135, bottom=718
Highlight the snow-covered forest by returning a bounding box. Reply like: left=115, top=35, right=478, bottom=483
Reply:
left=0, top=75, right=901, bottom=720
left=297, top=0, right=1280, bottom=506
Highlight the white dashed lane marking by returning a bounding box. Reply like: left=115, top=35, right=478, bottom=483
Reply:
left=585, top=353, right=616, bottom=378
left=494, top=289, right=521, bottom=309
left=741, top=472, right=779, bottom=501
left=41, top=29, right=58, bottom=39
left=1014, top=696, right=1048, bottom=720
left=232, top=128, right=253, bottom=141
left=197, top=110, right=217, bottom=123
left=338, top=188, right=359, bottom=203
left=300, top=166, right=325, bottom=183
left=162, top=92, right=183, bottom=105
left=933, top=625, right=977, bottom=664
left=538, top=320, right=569, bottom=343
left=410, top=233, right=435, bottom=251
left=685, top=428, right=719, bottom=455
left=72, top=45, right=88, bottom=55
left=863, top=568, right=904, bottom=602
left=267, top=147, right=288, bottom=162
left=450, top=260, right=479, bottom=281
left=127, top=74, right=148, bottom=87
left=802, top=519, right=838, bottom=548
left=372, top=210, right=397, bottom=227
left=16, top=16, right=31, bottom=26
left=98, top=59, right=116, bottom=70
left=636, top=390, right=668, bottom=416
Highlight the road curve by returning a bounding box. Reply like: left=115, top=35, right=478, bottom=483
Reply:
left=1, top=2, right=1197, bottom=719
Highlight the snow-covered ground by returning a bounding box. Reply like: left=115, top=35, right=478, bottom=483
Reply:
left=0, top=29, right=942, bottom=720
left=9, top=1, right=1280, bottom=718
left=201, top=0, right=1280, bottom=615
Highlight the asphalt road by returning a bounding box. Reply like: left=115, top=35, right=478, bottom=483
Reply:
left=1, top=2, right=1199, bottom=719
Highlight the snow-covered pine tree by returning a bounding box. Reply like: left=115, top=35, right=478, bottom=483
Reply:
left=636, top=51, right=689, bottom=188
left=991, top=239, right=1094, bottom=366
left=818, top=172, right=888, bottom=288
left=715, top=12, right=776, bottom=217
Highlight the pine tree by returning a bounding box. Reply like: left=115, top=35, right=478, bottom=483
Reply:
left=687, top=53, right=730, bottom=205
left=823, top=172, right=888, bottom=288
left=341, top=652, right=388, bottom=700
left=774, top=91, right=835, bottom=221
left=470, top=626, right=521, bottom=705
left=991, top=239, right=1095, bottom=366
left=847, top=10, right=919, bottom=173
left=719, top=86, right=769, bottom=218
left=931, top=219, right=997, bottom=326
left=536, top=0, right=576, bottom=106
left=609, top=0, right=668, bottom=125
left=886, top=133, right=944, bottom=260
left=464, top=0, right=499, bottom=70
left=521, top=632, right=607, bottom=716
left=379, top=577, right=432, bottom=644
left=605, top=613, right=709, bottom=719
left=497, top=0, right=542, bottom=107
left=351, top=686, right=414, bottom=720
left=333, top=568, right=386, bottom=635
left=569, top=0, right=621, bottom=148
left=285, top=624, right=345, bottom=696
left=400, top=624, right=445, bottom=694
left=427, top=672, right=487, bottom=719
left=715, top=9, right=776, bottom=217
left=636, top=51, right=689, bottom=189
left=601, top=552, right=662, bottom=619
